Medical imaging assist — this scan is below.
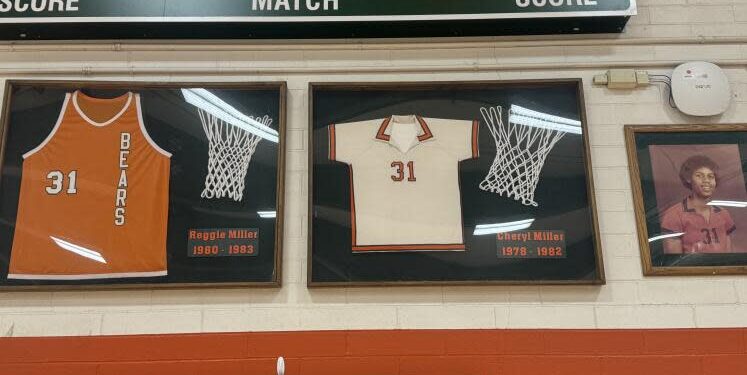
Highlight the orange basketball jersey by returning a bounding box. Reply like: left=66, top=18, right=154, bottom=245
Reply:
left=8, top=91, right=171, bottom=280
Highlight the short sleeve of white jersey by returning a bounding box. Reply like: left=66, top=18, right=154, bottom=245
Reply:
left=425, top=118, right=479, bottom=162
left=328, top=120, right=378, bottom=164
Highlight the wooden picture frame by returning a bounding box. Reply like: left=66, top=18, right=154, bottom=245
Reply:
left=626, top=124, right=747, bottom=276
left=0, top=80, right=286, bottom=289
left=308, top=80, right=605, bottom=286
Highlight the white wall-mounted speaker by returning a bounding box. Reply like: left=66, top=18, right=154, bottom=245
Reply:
left=671, top=61, right=731, bottom=117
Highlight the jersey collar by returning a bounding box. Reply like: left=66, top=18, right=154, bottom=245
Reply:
left=73, top=90, right=133, bottom=127
left=375, top=115, right=434, bottom=142
left=683, top=197, right=722, bottom=213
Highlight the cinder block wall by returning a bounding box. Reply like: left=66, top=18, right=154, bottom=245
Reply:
left=1, top=1, right=746, bottom=374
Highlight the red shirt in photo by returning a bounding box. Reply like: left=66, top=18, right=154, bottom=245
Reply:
left=660, top=198, right=736, bottom=253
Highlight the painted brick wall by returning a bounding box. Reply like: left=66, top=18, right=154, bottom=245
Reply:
left=0, top=0, right=746, bottom=340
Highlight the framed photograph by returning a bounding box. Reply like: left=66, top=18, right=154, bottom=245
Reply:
left=0, top=80, right=286, bottom=289
left=627, top=124, right=747, bottom=276
left=308, top=80, right=604, bottom=286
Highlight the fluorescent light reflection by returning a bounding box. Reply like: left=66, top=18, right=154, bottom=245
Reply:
left=182, top=88, right=279, bottom=143
left=50, top=236, right=107, bottom=264
left=258, top=211, right=277, bottom=219
left=474, top=219, right=535, bottom=236
left=648, top=233, right=685, bottom=243
left=708, top=200, right=747, bottom=208
left=510, top=105, right=583, bottom=135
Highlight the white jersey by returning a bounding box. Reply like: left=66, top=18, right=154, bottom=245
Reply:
left=329, top=115, right=479, bottom=252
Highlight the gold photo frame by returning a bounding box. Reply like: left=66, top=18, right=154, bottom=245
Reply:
left=626, top=124, right=747, bottom=276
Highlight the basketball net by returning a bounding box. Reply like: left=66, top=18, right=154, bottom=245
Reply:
left=199, top=110, right=272, bottom=202
left=479, top=105, right=582, bottom=207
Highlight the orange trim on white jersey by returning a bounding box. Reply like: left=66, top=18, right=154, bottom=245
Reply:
left=352, top=244, right=466, bottom=252
left=328, top=124, right=336, bottom=161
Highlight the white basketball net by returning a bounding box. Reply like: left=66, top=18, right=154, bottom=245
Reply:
left=199, top=110, right=272, bottom=202
left=479, top=105, right=581, bottom=207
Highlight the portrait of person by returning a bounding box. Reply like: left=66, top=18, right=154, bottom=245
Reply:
left=659, top=155, right=735, bottom=253
left=649, top=145, right=747, bottom=254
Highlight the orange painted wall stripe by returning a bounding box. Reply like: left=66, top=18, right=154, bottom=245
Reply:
left=0, top=329, right=745, bottom=375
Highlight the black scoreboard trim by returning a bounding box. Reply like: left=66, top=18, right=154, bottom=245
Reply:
left=0, top=17, right=632, bottom=40
left=0, top=0, right=636, bottom=40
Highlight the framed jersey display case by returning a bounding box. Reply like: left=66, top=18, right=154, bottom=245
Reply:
left=309, top=80, right=604, bottom=286
left=626, top=124, right=747, bottom=276
left=0, top=81, right=286, bottom=289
